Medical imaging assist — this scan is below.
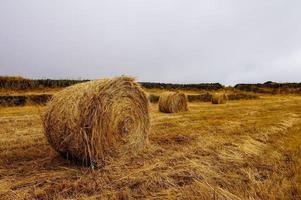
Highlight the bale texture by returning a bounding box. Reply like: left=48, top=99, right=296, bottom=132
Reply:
left=158, top=92, right=188, bottom=113
left=43, top=76, right=150, bottom=166
left=211, top=94, right=228, bottom=104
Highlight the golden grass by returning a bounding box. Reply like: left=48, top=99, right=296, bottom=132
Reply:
left=43, top=77, right=150, bottom=167
left=0, top=95, right=301, bottom=199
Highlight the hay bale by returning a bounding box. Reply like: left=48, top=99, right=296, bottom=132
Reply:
left=43, top=76, right=150, bottom=167
left=158, top=92, right=188, bottom=113
left=211, top=94, right=227, bottom=104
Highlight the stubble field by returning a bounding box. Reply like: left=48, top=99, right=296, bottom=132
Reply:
left=0, top=93, right=301, bottom=199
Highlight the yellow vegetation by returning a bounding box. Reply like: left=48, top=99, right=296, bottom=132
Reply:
left=0, top=95, right=301, bottom=199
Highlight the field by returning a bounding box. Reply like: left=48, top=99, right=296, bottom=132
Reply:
left=0, top=92, right=301, bottom=199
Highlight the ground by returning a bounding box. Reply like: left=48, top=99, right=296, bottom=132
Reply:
left=0, top=94, right=301, bottom=199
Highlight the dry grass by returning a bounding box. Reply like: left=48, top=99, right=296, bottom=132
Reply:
left=43, top=77, right=150, bottom=167
left=0, top=95, right=301, bottom=199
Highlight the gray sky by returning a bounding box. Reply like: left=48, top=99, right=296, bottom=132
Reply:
left=0, top=0, right=301, bottom=85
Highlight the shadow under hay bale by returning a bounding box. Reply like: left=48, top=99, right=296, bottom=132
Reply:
left=211, top=94, right=227, bottom=104
left=187, top=92, right=213, bottom=102
left=159, top=92, right=188, bottom=113
left=43, top=76, right=150, bottom=167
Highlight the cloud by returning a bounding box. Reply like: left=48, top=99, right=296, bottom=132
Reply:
left=0, top=0, right=300, bottom=84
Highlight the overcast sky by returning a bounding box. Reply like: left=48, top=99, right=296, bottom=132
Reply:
left=0, top=0, right=301, bottom=85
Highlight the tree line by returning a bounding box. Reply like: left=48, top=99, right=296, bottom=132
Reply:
left=0, top=76, right=224, bottom=90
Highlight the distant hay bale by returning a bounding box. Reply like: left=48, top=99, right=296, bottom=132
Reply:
left=43, top=76, right=150, bottom=167
left=211, top=94, right=227, bottom=104
left=158, top=92, right=188, bottom=113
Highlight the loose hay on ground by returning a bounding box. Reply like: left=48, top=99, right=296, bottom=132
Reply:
left=158, top=92, right=188, bottom=113
left=43, top=76, right=150, bottom=167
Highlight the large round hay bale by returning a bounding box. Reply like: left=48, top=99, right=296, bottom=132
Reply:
left=158, top=92, right=188, bottom=113
left=211, top=94, right=227, bottom=104
left=43, top=76, right=150, bottom=167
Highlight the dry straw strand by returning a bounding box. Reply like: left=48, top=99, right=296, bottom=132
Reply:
left=43, top=76, right=150, bottom=167
left=158, top=92, right=188, bottom=113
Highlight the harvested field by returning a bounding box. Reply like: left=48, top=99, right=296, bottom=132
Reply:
left=0, top=95, right=301, bottom=199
